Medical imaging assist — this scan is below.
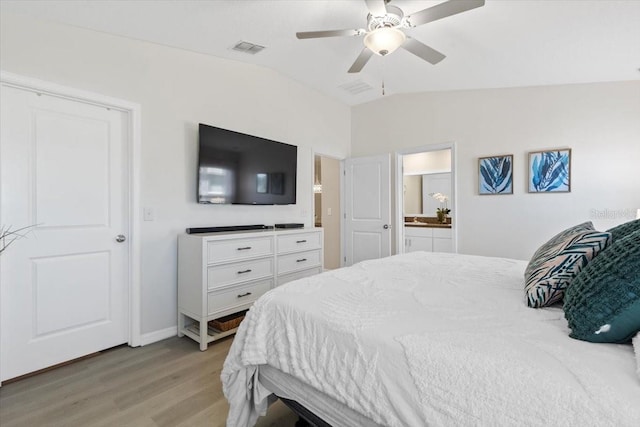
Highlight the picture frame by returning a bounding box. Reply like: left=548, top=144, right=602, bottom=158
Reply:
left=528, top=148, right=571, bottom=193
left=478, top=154, right=513, bottom=195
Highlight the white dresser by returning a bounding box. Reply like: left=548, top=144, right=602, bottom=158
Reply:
left=178, top=227, right=323, bottom=350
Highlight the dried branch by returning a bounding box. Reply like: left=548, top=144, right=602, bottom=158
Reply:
left=0, top=224, right=37, bottom=255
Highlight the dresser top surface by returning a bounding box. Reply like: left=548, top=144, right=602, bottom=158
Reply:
left=181, top=227, right=322, bottom=239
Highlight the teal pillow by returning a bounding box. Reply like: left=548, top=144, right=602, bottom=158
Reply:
left=564, top=230, right=640, bottom=343
left=607, top=218, right=640, bottom=242
left=524, top=222, right=612, bottom=308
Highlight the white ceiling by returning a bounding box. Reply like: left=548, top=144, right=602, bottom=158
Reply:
left=3, top=0, right=640, bottom=106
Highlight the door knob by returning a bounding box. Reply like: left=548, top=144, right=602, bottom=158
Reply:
left=116, top=234, right=126, bottom=243
left=383, top=224, right=390, bottom=229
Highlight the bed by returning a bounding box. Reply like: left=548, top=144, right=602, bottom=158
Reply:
left=222, top=252, right=640, bottom=427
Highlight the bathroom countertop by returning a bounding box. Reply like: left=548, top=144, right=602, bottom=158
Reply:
left=404, top=222, right=452, bottom=229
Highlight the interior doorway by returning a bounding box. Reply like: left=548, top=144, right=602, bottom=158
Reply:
left=0, top=72, right=141, bottom=382
left=313, top=154, right=341, bottom=269
left=395, top=143, right=457, bottom=254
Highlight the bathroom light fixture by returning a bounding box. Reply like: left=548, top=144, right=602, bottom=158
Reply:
left=364, top=26, right=406, bottom=56
left=314, top=168, right=322, bottom=194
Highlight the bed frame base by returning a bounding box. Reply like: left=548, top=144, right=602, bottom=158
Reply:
left=279, top=396, right=332, bottom=427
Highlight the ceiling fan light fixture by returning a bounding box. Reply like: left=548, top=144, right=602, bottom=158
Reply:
left=364, top=27, right=406, bottom=56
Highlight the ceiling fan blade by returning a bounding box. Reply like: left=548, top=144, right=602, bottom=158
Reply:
left=406, top=0, right=485, bottom=27
left=402, top=38, right=446, bottom=65
left=348, top=48, right=374, bottom=73
left=296, top=29, right=363, bottom=39
left=364, top=0, right=388, bottom=16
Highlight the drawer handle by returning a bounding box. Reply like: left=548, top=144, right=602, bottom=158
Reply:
left=296, top=258, right=307, bottom=263
left=237, top=246, right=252, bottom=251
left=237, top=292, right=252, bottom=298
left=296, top=240, right=307, bottom=243
left=237, top=269, right=252, bottom=274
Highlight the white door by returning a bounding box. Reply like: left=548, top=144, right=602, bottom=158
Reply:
left=0, top=85, right=129, bottom=381
left=344, top=154, right=391, bottom=266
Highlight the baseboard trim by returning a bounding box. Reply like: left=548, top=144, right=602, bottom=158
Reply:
left=139, top=326, right=177, bottom=346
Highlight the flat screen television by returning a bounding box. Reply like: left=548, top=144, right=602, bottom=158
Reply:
left=197, top=123, right=297, bottom=205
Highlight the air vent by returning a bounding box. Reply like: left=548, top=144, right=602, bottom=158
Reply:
left=339, top=80, right=374, bottom=95
left=231, top=41, right=265, bottom=55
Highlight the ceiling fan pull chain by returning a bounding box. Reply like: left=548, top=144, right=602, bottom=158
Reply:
left=381, top=59, right=385, bottom=96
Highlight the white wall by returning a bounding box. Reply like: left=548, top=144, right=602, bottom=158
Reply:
left=403, top=149, right=451, bottom=175
left=353, top=82, right=640, bottom=260
left=0, top=13, right=351, bottom=336
left=320, top=156, right=341, bottom=270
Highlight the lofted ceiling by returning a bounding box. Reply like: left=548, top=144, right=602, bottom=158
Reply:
left=2, top=0, right=640, bottom=106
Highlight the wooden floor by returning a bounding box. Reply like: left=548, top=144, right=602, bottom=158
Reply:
left=0, top=336, right=298, bottom=427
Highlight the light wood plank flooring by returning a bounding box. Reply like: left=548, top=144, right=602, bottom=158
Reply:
left=0, top=336, right=298, bottom=427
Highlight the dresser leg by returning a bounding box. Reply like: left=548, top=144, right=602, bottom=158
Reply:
left=199, top=320, right=208, bottom=351
left=177, top=313, right=185, bottom=337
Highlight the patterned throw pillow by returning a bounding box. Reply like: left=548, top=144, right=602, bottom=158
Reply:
left=564, top=230, right=640, bottom=343
left=525, top=222, right=611, bottom=308
left=607, top=218, right=640, bottom=242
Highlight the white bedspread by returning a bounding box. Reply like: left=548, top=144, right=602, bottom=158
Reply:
left=222, top=252, right=640, bottom=427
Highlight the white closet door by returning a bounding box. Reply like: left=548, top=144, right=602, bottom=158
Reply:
left=0, top=85, right=129, bottom=381
left=344, top=154, right=391, bottom=266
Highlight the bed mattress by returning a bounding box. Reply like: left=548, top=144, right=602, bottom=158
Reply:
left=222, top=252, right=640, bottom=427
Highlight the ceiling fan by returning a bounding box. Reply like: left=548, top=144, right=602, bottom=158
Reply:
left=296, top=0, right=485, bottom=73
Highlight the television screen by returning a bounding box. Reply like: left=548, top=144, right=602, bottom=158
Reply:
left=197, top=124, right=297, bottom=205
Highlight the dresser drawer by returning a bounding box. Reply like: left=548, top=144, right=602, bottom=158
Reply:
left=277, top=267, right=322, bottom=287
left=207, top=279, right=272, bottom=315
left=278, top=249, right=322, bottom=275
left=207, top=236, right=273, bottom=264
left=277, top=231, right=321, bottom=254
left=207, top=257, right=273, bottom=290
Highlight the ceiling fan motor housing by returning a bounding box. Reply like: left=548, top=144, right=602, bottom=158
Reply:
left=367, top=5, right=404, bottom=31
left=365, top=5, right=406, bottom=56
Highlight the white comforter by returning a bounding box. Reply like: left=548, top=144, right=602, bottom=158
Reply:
left=222, top=252, right=640, bottom=427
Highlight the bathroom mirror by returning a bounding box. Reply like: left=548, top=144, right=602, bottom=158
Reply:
left=403, top=172, right=452, bottom=217
left=402, top=148, right=453, bottom=223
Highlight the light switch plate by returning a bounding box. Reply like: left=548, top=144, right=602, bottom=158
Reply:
left=143, top=207, right=154, bottom=221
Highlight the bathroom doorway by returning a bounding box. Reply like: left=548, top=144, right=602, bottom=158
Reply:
left=313, top=154, right=342, bottom=269
left=395, top=143, right=457, bottom=254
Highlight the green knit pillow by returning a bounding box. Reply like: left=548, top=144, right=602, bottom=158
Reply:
left=607, top=218, right=640, bottom=242
left=564, top=230, right=640, bottom=343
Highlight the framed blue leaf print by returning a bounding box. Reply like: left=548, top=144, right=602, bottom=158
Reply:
left=478, top=155, right=513, bottom=195
left=528, top=149, right=571, bottom=193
